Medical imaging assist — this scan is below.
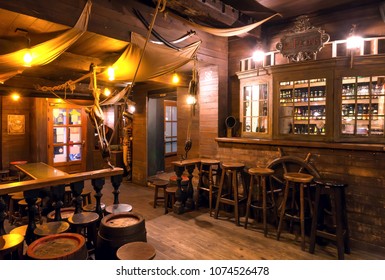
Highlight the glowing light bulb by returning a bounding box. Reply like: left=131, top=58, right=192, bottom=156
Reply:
left=23, top=50, right=32, bottom=67
left=172, top=72, right=180, bottom=84
left=128, top=105, right=136, bottom=114
left=11, top=93, right=20, bottom=101
left=103, top=88, right=111, bottom=97
left=107, top=66, right=115, bottom=81
left=252, top=50, right=265, bottom=62
left=186, top=95, right=196, bottom=105
left=346, top=35, right=363, bottom=49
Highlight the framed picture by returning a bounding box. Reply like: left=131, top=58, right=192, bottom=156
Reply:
left=8, top=114, right=25, bottom=134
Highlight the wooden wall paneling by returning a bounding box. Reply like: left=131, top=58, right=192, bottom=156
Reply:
left=199, top=66, right=219, bottom=159
left=30, top=98, right=48, bottom=164
left=1, top=96, right=32, bottom=168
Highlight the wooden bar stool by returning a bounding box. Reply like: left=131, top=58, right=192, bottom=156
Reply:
left=67, top=212, right=99, bottom=253
left=196, top=159, right=220, bottom=216
left=47, top=207, right=75, bottom=222
left=151, top=179, right=168, bottom=208
left=0, top=233, right=24, bottom=260
left=214, top=162, right=246, bottom=226
left=164, top=186, right=178, bottom=214
left=309, top=179, right=350, bottom=259
left=116, top=241, right=156, bottom=260
left=81, top=190, right=92, bottom=206
left=244, top=167, right=276, bottom=236
left=277, top=172, right=314, bottom=251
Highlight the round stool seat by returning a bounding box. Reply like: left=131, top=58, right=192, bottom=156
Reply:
left=200, top=159, right=220, bottom=165
left=67, top=212, right=99, bottom=226
left=248, top=167, right=274, bottom=176
left=18, top=197, right=42, bottom=207
left=221, top=162, right=245, bottom=169
left=152, top=179, right=168, bottom=187
left=47, top=207, right=75, bottom=222
left=34, top=221, right=70, bottom=237
left=284, top=172, right=313, bottom=183
left=83, top=202, right=106, bottom=212
left=0, top=233, right=24, bottom=260
left=9, top=192, right=24, bottom=200
left=116, top=242, right=156, bottom=260
left=166, top=186, right=178, bottom=194
left=105, top=203, right=133, bottom=215
left=10, top=225, right=28, bottom=236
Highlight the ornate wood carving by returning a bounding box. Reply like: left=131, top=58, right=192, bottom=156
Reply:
left=276, top=16, right=330, bottom=62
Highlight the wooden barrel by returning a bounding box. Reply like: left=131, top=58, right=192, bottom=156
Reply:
left=95, top=212, right=147, bottom=260
left=26, top=233, right=87, bottom=260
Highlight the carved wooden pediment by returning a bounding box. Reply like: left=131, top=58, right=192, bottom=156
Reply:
left=276, top=16, right=330, bottom=62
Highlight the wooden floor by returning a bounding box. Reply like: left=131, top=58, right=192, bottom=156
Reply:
left=87, top=177, right=384, bottom=260
left=5, top=176, right=384, bottom=260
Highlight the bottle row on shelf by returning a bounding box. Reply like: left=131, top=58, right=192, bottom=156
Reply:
left=291, top=124, right=326, bottom=135
left=294, top=106, right=326, bottom=120
left=280, top=88, right=326, bottom=103
left=342, top=84, right=384, bottom=99
left=341, top=104, right=379, bottom=118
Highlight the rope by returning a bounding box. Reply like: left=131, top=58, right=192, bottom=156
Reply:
left=108, top=0, right=166, bottom=146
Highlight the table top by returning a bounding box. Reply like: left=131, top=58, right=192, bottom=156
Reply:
left=15, top=162, right=68, bottom=180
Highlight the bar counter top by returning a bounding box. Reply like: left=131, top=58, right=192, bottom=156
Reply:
left=215, top=137, right=385, bottom=152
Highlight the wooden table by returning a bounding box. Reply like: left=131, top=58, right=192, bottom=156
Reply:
left=171, top=158, right=201, bottom=214
left=15, top=162, right=68, bottom=180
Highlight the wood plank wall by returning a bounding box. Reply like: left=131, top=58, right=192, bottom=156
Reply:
left=199, top=66, right=219, bottom=159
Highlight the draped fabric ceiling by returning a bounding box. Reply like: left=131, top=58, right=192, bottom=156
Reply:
left=0, top=0, right=278, bottom=103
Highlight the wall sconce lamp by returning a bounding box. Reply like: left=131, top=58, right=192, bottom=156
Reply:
left=11, top=92, right=21, bottom=101
left=186, top=94, right=196, bottom=105
left=346, top=24, right=363, bottom=68
left=252, top=46, right=265, bottom=76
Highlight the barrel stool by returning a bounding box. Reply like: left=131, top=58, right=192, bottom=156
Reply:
left=67, top=212, right=99, bottom=253
left=244, top=167, right=276, bottom=237
left=164, top=186, right=178, bottom=214
left=116, top=241, right=156, bottom=260
left=309, top=179, right=350, bottom=259
left=95, top=212, right=147, bottom=260
left=277, top=172, right=314, bottom=251
left=214, top=162, right=246, bottom=226
left=105, top=203, right=133, bottom=215
left=151, top=179, right=169, bottom=208
left=196, top=159, right=221, bottom=216
left=0, top=233, right=24, bottom=260
left=34, top=221, right=70, bottom=238
left=26, top=233, right=87, bottom=260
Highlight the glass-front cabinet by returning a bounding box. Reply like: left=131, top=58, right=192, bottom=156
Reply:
left=239, top=73, right=271, bottom=138
left=341, top=76, right=385, bottom=138
left=278, top=78, right=327, bottom=136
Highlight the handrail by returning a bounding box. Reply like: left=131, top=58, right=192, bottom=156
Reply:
left=0, top=167, right=124, bottom=195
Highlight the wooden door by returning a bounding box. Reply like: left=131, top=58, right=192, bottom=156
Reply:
left=47, top=100, right=87, bottom=173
